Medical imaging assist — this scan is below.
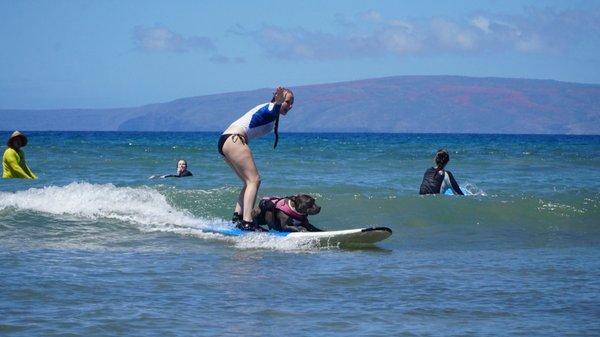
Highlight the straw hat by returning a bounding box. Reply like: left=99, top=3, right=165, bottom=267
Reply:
left=7, top=130, right=28, bottom=148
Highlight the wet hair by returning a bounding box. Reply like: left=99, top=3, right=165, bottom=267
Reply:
left=270, top=87, right=294, bottom=149
left=177, top=159, right=187, bottom=168
left=273, top=113, right=280, bottom=149
left=435, top=149, right=450, bottom=169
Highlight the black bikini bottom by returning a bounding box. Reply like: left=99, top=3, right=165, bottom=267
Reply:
left=218, top=133, right=247, bottom=156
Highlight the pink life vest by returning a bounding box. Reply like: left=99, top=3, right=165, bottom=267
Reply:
left=264, top=197, right=306, bottom=221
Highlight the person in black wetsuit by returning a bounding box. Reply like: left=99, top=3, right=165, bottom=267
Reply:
left=150, top=159, right=193, bottom=179
left=419, top=149, right=464, bottom=195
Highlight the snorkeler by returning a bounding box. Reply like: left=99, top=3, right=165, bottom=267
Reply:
left=419, top=149, right=464, bottom=195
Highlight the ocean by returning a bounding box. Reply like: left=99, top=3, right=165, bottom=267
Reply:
left=1, top=131, right=599, bottom=336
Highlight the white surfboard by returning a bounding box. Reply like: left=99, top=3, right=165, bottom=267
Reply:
left=204, top=226, right=392, bottom=245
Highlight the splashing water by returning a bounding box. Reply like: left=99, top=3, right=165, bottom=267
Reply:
left=0, top=182, right=324, bottom=251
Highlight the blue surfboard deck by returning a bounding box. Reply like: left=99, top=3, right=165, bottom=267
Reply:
left=444, top=188, right=473, bottom=196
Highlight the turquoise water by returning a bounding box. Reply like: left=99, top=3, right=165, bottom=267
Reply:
left=1, top=132, right=599, bottom=336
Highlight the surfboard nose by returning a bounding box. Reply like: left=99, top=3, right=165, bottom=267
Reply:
left=362, top=227, right=392, bottom=234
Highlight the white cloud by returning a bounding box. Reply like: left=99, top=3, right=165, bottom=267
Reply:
left=245, top=7, right=600, bottom=60
left=515, top=34, right=543, bottom=52
left=133, top=25, right=215, bottom=53
left=361, top=10, right=382, bottom=23
left=471, top=16, right=491, bottom=33
left=430, top=18, right=477, bottom=51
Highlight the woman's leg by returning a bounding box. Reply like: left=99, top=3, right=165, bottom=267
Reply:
left=223, top=158, right=246, bottom=215
left=222, top=136, right=261, bottom=222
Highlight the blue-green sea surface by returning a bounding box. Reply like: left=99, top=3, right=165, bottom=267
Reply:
left=1, top=132, right=599, bottom=336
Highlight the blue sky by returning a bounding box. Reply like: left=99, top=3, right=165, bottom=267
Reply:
left=1, top=0, right=599, bottom=109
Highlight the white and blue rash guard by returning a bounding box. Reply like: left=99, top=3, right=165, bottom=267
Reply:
left=228, top=102, right=281, bottom=140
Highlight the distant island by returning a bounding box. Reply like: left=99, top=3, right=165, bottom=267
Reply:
left=1, top=75, right=599, bottom=134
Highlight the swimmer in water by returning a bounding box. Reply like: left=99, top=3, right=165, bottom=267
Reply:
left=419, top=149, right=464, bottom=195
left=149, top=159, right=193, bottom=179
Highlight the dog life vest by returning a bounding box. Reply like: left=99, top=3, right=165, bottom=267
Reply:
left=263, top=197, right=306, bottom=221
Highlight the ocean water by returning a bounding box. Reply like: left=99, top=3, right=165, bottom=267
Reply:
left=1, top=131, right=599, bottom=336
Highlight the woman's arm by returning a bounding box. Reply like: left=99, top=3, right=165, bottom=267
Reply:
left=447, top=171, right=464, bottom=195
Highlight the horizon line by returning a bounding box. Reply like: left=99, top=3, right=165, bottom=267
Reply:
left=2, top=130, right=599, bottom=137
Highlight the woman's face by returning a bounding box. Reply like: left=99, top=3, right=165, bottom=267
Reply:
left=11, top=137, right=23, bottom=149
left=177, top=160, right=187, bottom=172
left=279, top=92, right=294, bottom=115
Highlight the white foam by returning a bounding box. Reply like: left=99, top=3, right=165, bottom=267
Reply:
left=0, top=182, right=325, bottom=251
left=462, top=182, right=487, bottom=196
left=233, top=233, right=323, bottom=251
left=0, top=182, right=208, bottom=227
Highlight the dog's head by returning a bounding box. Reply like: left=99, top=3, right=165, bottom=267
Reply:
left=290, top=194, right=321, bottom=215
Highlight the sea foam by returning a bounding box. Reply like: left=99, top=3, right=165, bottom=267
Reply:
left=0, top=182, right=321, bottom=251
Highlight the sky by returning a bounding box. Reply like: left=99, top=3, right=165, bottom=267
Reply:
left=1, top=0, right=599, bottom=109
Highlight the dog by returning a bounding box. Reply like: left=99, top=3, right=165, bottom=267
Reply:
left=251, top=194, right=323, bottom=232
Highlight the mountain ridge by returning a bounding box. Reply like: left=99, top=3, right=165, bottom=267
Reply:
left=1, top=75, right=598, bottom=134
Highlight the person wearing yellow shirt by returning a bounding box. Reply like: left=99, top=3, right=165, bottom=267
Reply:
left=2, top=130, right=37, bottom=179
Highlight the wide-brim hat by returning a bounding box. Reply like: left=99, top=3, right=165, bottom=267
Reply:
left=7, top=130, right=28, bottom=148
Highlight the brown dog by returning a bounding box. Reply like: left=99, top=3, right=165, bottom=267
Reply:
left=251, top=194, right=323, bottom=232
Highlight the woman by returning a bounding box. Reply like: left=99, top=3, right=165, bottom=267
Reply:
left=162, top=159, right=193, bottom=178
left=218, top=87, right=294, bottom=231
left=3, top=130, right=37, bottom=179
left=169, top=159, right=193, bottom=177
left=419, top=149, right=463, bottom=195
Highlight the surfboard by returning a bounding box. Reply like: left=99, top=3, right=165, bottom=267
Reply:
left=203, top=226, right=393, bottom=245
left=444, top=188, right=473, bottom=196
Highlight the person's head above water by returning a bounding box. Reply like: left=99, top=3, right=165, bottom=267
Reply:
left=435, top=149, right=450, bottom=169
left=271, top=86, right=294, bottom=115
left=6, top=131, right=28, bottom=150
left=177, top=159, right=188, bottom=174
